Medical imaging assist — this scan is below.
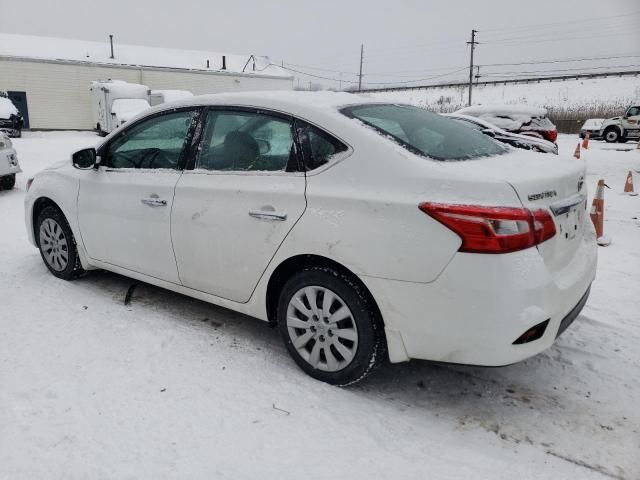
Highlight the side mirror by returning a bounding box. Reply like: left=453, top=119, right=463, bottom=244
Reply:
left=72, top=148, right=97, bottom=169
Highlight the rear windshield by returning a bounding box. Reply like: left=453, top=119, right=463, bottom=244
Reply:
left=528, top=116, right=555, bottom=130
left=341, top=104, right=506, bottom=161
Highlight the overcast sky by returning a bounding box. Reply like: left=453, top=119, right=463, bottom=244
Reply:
left=1, top=0, right=638, bottom=89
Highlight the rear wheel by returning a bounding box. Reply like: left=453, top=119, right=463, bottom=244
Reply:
left=277, top=266, right=386, bottom=386
left=0, top=174, right=15, bottom=190
left=36, top=206, right=84, bottom=280
left=603, top=127, right=620, bottom=143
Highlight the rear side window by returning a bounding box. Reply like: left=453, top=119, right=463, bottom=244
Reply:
left=342, top=104, right=506, bottom=161
left=296, top=121, right=347, bottom=171
left=196, top=110, right=298, bottom=172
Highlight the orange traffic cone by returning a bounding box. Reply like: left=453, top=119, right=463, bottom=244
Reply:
left=590, top=179, right=611, bottom=246
left=573, top=143, right=581, bottom=159
left=624, top=171, right=638, bottom=196
left=581, top=132, right=589, bottom=149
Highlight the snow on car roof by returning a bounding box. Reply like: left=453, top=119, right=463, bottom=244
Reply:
left=149, top=90, right=386, bottom=114
left=0, top=97, right=19, bottom=118
left=0, top=33, right=291, bottom=78
left=456, top=104, right=548, bottom=117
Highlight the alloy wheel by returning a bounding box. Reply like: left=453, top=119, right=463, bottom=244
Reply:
left=39, top=218, right=69, bottom=272
left=286, top=286, right=359, bottom=372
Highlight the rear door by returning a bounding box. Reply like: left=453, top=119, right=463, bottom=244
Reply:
left=77, top=108, right=198, bottom=283
left=171, top=107, right=307, bottom=302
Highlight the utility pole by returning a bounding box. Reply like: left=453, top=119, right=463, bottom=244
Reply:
left=358, top=44, right=364, bottom=92
left=466, top=29, right=478, bottom=106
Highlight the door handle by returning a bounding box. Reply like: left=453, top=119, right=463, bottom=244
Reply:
left=248, top=208, right=287, bottom=221
left=141, top=197, right=167, bottom=207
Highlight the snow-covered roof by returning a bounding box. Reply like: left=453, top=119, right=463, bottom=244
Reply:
left=0, top=33, right=291, bottom=79
left=155, top=90, right=384, bottom=113
left=456, top=104, right=548, bottom=117
left=0, top=97, right=19, bottom=118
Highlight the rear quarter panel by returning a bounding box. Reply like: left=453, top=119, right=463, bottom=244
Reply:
left=273, top=124, right=523, bottom=284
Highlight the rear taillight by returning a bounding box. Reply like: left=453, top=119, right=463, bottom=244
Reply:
left=545, top=130, right=558, bottom=143
left=419, top=203, right=556, bottom=254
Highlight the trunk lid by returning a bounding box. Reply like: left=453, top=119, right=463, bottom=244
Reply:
left=445, top=150, right=588, bottom=274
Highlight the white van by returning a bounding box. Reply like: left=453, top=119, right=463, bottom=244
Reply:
left=90, top=80, right=151, bottom=135
left=149, top=90, right=193, bottom=107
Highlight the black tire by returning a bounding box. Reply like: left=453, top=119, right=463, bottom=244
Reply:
left=277, top=266, right=386, bottom=386
left=619, top=137, right=628, bottom=143
left=35, top=206, right=85, bottom=280
left=0, top=174, right=15, bottom=190
left=603, top=127, right=619, bottom=143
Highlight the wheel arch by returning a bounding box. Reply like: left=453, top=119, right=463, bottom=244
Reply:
left=265, top=254, right=385, bottom=329
left=603, top=124, right=622, bottom=135
left=31, top=197, right=64, bottom=245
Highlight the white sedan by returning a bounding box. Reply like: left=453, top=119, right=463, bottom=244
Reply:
left=24, top=92, right=597, bottom=385
left=0, top=131, right=21, bottom=189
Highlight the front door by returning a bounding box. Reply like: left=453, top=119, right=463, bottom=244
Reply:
left=172, top=108, right=307, bottom=303
left=7, top=91, right=29, bottom=128
left=77, top=109, right=197, bottom=284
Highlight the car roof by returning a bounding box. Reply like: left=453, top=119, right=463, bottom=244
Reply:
left=151, top=91, right=389, bottom=119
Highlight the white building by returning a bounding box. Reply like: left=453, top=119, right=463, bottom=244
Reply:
left=0, top=33, right=293, bottom=130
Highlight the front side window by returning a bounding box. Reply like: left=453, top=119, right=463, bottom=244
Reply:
left=196, top=110, right=297, bottom=172
left=342, top=104, right=506, bottom=161
left=627, top=106, right=640, bottom=117
left=105, top=110, right=193, bottom=169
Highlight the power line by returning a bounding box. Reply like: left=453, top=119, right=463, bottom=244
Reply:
left=483, top=30, right=637, bottom=47
left=481, top=54, right=640, bottom=68
left=275, top=63, right=469, bottom=87
left=480, top=10, right=640, bottom=33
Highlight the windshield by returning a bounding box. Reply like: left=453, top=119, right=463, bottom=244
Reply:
left=342, top=104, right=506, bottom=161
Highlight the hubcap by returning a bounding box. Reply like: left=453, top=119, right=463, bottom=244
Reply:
left=39, top=218, right=69, bottom=272
left=286, top=286, right=358, bottom=372
left=606, top=131, right=617, bottom=141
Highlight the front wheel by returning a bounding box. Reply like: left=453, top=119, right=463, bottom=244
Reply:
left=0, top=174, right=15, bottom=190
left=277, top=266, right=386, bottom=386
left=36, top=206, right=84, bottom=280
left=603, top=128, right=620, bottom=143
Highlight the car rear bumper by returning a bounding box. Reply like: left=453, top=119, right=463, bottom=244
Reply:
left=0, top=147, right=21, bottom=176
left=580, top=129, right=602, bottom=139
left=361, top=229, right=597, bottom=365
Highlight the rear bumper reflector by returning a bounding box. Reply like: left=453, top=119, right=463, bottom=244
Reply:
left=513, top=319, right=550, bottom=345
left=556, top=286, right=591, bottom=339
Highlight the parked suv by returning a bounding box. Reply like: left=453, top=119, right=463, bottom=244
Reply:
left=0, top=96, right=24, bottom=138
left=600, top=105, right=640, bottom=143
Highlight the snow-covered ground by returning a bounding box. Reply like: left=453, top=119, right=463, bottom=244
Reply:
left=1, top=131, right=639, bottom=480
left=367, top=75, right=640, bottom=114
